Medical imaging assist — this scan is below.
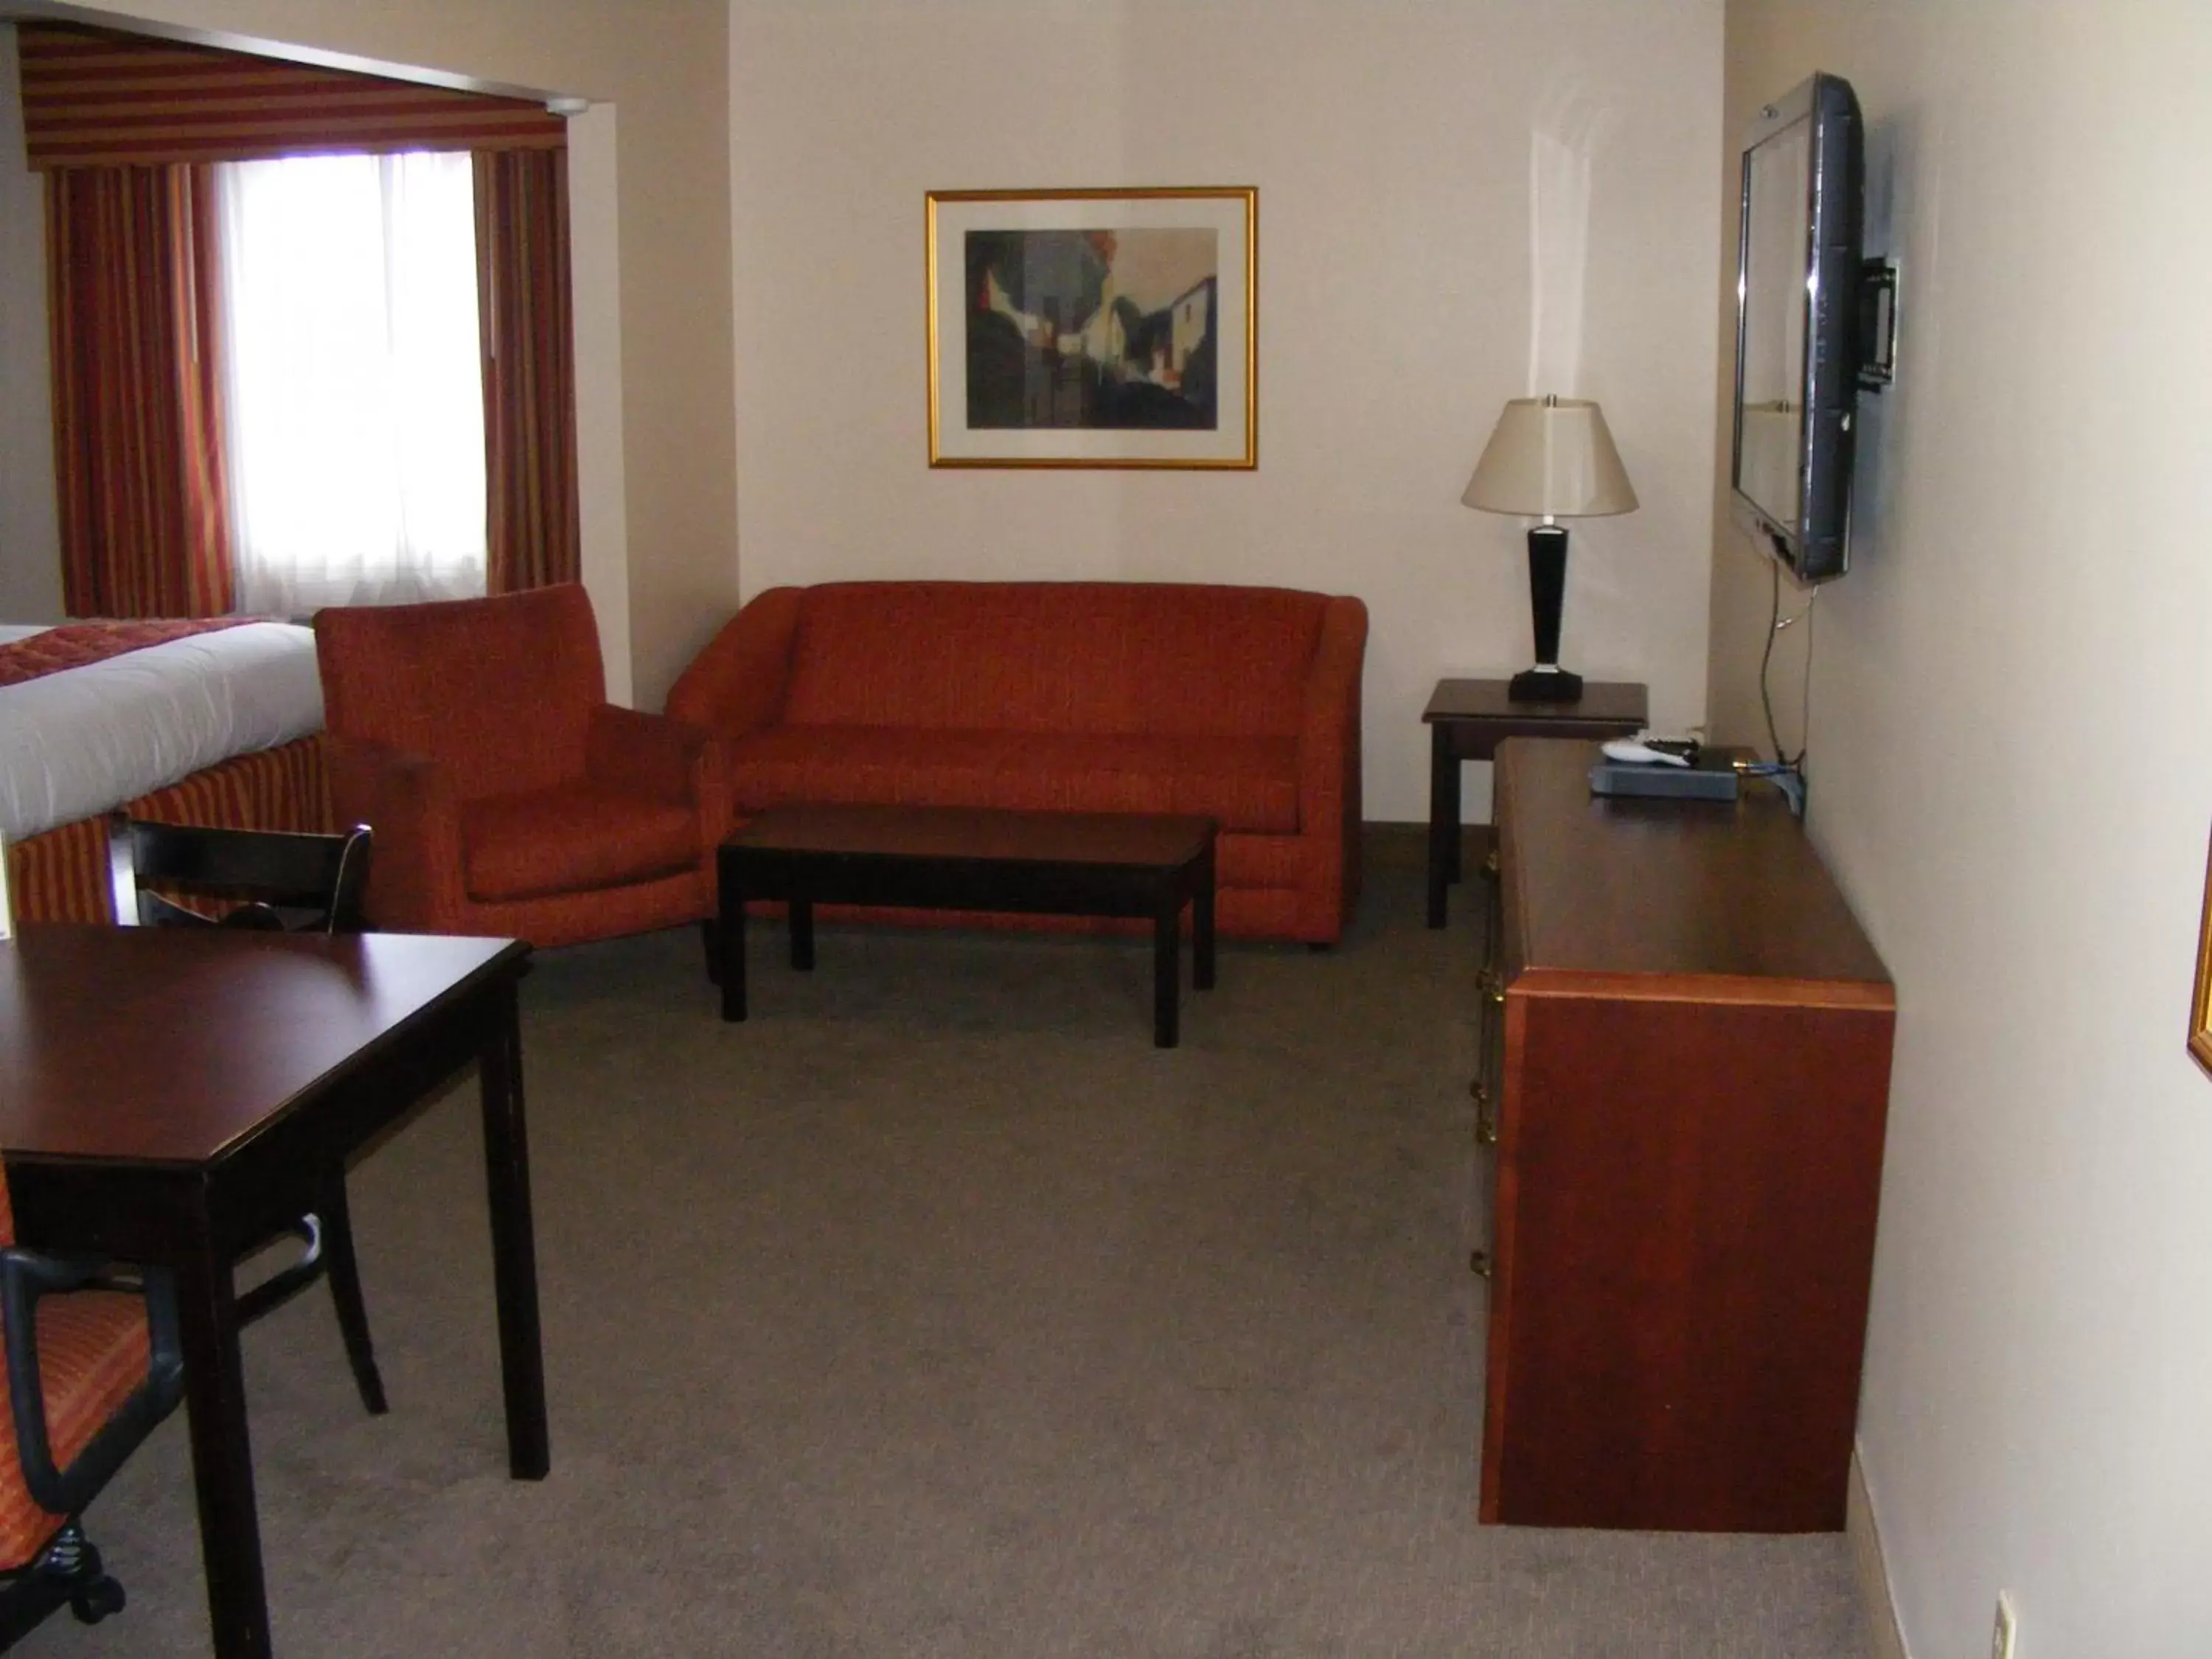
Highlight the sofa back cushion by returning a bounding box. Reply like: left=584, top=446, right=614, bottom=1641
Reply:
left=316, top=584, right=605, bottom=801
left=779, top=582, right=1325, bottom=738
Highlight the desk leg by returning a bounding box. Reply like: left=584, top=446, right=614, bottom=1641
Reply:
left=175, top=1222, right=272, bottom=1659
left=479, top=985, right=550, bottom=1481
left=1427, top=724, right=1461, bottom=928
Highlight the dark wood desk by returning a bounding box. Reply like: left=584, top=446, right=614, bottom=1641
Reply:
left=0, top=927, right=546, bottom=1659
left=1422, top=678, right=1646, bottom=927
left=1475, top=740, right=1893, bottom=1530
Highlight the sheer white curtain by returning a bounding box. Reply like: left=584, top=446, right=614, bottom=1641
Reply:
left=216, top=150, right=487, bottom=615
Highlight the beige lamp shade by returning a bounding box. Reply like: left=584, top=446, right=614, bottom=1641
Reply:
left=1461, top=395, right=1638, bottom=519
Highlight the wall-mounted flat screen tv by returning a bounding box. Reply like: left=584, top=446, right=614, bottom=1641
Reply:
left=1731, top=72, right=1864, bottom=584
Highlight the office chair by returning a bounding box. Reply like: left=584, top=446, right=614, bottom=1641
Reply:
left=0, top=1160, right=184, bottom=1644
left=105, top=815, right=389, bottom=1417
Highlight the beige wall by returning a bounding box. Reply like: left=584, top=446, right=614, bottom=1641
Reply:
left=1713, top=5, right=2212, bottom=1655
left=728, top=0, right=1723, bottom=821
left=0, top=24, right=63, bottom=621
left=29, top=0, right=739, bottom=705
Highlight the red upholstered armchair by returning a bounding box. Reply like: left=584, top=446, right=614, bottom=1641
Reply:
left=313, top=585, right=726, bottom=948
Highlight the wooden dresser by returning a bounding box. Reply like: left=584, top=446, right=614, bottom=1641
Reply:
left=1472, top=740, right=1894, bottom=1531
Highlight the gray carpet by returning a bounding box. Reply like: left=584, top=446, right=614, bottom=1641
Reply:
left=22, top=842, right=1871, bottom=1658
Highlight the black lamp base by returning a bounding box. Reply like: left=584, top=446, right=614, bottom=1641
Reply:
left=1509, top=666, right=1585, bottom=703
left=1510, top=523, right=1582, bottom=704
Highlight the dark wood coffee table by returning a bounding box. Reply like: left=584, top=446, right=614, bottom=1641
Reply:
left=716, top=805, right=1217, bottom=1047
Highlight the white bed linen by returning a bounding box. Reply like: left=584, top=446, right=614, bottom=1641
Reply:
left=0, top=622, right=324, bottom=841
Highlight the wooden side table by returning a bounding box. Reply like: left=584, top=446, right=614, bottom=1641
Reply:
left=1422, top=678, right=1647, bottom=927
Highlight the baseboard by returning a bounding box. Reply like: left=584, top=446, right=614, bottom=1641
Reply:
left=1848, top=1444, right=1910, bottom=1659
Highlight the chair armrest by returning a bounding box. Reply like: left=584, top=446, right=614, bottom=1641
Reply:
left=664, top=588, right=804, bottom=739
left=587, top=706, right=731, bottom=852
left=1298, top=598, right=1368, bottom=829
left=324, top=734, right=468, bottom=931
left=1, top=1250, right=183, bottom=1517
left=1298, top=598, right=1368, bottom=927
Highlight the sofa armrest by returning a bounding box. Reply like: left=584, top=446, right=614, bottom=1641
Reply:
left=324, top=734, right=468, bottom=931
left=665, top=587, right=804, bottom=739
left=1298, top=598, right=1368, bottom=919
left=587, top=704, right=731, bottom=849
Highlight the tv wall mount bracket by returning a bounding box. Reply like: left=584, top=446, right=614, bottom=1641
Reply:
left=1857, top=258, right=1899, bottom=391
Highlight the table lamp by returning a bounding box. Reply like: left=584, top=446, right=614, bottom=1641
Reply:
left=1461, top=394, right=1638, bottom=703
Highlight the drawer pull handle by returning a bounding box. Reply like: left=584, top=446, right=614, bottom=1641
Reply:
left=1469, top=1249, right=1492, bottom=1279
left=1475, top=1117, right=1498, bottom=1147
left=1469, top=1078, right=1488, bottom=1104
left=1478, top=970, right=1506, bottom=1004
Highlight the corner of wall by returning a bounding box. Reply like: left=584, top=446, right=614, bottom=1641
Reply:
left=0, top=21, right=67, bottom=623
left=1849, top=1441, right=1912, bottom=1659
left=566, top=101, right=633, bottom=706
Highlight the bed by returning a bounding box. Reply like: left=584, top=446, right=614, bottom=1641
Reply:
left=1, top=620, right=330, bottom=922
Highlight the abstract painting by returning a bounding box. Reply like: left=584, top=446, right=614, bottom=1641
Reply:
left=927, top=189, right=1256, bottom=468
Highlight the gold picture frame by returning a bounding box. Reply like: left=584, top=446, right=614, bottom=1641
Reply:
left=2192, top=827, right=2212, bottom=1077
left=925, top=187, right=1256, bottom=469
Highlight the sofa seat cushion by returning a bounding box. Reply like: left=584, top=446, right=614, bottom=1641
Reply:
left=461, top=783, right=701, bottom=902
left=726, top=726, right=1301, bottom=835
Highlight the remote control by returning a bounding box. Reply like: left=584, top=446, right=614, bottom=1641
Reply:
left=1635, top=731, right=1703, bottom=759
left=1601, top=738, right=1691, bottom=768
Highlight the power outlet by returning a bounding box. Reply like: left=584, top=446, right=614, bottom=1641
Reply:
left=1992, top=1590, right=2017, bottom=1659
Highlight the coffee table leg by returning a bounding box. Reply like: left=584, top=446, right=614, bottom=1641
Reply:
left=790, top=896, right=815, bottom=971
left=719, top=873, right=748, bottom=1022
left=1153, top=899, right=1180, bottom=1049
left=1193, top=842, right=1216, bottom=992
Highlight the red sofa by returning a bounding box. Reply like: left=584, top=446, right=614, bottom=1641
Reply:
left=667, top=580, right=1366, bottom=942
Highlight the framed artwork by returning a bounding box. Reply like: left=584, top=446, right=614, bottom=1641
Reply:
left=925, top=187, right=1256, bottom=469
left=2193, top=827, right=2212, bottom=1077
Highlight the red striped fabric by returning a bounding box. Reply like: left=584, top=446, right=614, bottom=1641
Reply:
left=0, top=1292, right=155, bottom=1569
left=0, top=618, right=254, bottom=689
left=0, top=1006, right=160, bottom=1571
left=47, top=164, right=234, bottom=619
left=7, top=736, right=330, bottom=925
left=17, top=23, right=566, bottom=169
left=476, top=150, right=581, bottom=594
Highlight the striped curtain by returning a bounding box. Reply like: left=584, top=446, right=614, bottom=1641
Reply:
left=24, top=23, right=576, bottom=610
left=15, top=24, right=564, bottom=165
left=475, top=149, right=581, bottom=594
left=46, top=163, right=233, bottom=617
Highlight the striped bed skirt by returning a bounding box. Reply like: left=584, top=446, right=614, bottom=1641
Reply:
left=7, top=736, right=330, bottom=924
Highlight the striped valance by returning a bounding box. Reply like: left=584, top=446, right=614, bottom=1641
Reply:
left=17, top=23, right=566, bottom=170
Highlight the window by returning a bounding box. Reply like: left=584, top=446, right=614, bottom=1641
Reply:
left=215, top=150, right=487, bottom=614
